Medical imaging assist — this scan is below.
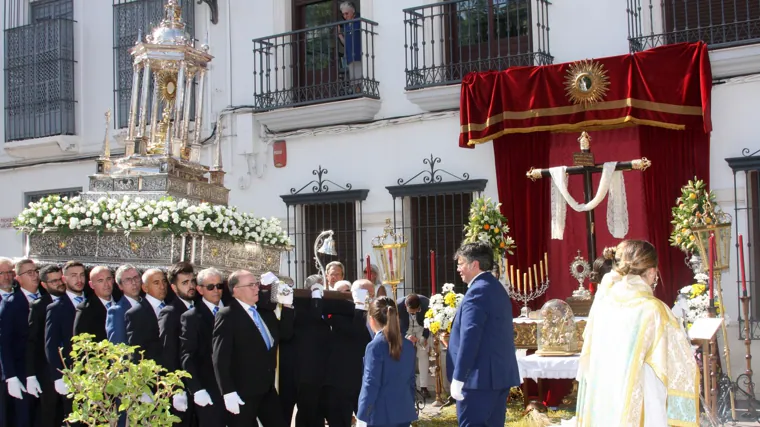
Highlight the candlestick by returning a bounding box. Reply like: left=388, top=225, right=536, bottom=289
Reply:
left=388, top=248, right=394, bottom=280
left=708, top=233, right=715, bottom=303
left=528, top=269, right=533, bottom=292
left=510, top=265, right=514, bottom=287
left=544, top=252, right=549, bottom=277
left=523, top=273, right=527, bottom=294
left=517, top=269, right=521, bottom=293
left=739, top=234, right=748, bottom=295
left=540, top=261, right=544, bottom=283
left=430, top=250, right=437, bottom=295
left=366, top=254, right=371, bottom=280
left=533, top=264, right=538, bottom=287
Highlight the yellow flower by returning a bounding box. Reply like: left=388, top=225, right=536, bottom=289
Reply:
left=429, top=321, right=441, bottom=335
left=424, top=309, right=434, bottom=319
left=689, top=193, right=697, bottom=200
left=689, top=235, right=695, bottom=241
left=690, top=284, right=706, bottom=298
left=494, top=227, right=500, bottom=233
left=444, top=292, right=457, bottom=307
left=705, top=217, right=712, bottom=224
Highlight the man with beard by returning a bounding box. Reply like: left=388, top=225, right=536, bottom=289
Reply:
left=0, top=259, right=41, bottom=427
left=159, top=262, right=196, bottom=423
left=26, top=265, right=65, bottom=427
left=73, top=266, right=114, bottom=343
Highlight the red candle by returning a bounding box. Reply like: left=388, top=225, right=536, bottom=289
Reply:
left=708, top=233, right=715, bottom=302
left=430, top=250, right=437, bottom=295
left=740, top=234, right=748, bottom=294
left=388, top=248, right=394, bottom=279
left=366, top=254, right=371, bottom=281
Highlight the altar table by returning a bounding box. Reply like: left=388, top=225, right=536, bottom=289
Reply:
left=517, top=352, right=580, bottom=407
left=513, top=317, right=587, bottom=350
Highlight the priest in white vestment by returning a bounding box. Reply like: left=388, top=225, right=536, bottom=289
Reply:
left=576, top=240, right=700, bottom=427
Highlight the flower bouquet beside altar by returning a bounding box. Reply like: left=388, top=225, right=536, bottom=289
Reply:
left=424, top=283, right=464, bottom=339
left=669, top=177, right=725, bottom=254
left=463, top=197, right=515, bottom=263
left=674, top=278, right=723, bottom=329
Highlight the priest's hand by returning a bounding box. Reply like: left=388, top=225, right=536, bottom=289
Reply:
left=25, top=376, right=42, bottom=397
left=54, top=378, right=69, bottom=396
left=194, top=389, right=213, bottom=407
left=172, top=391, right=188, bottom=412
left=6, top=377, right=26, bottom=400
left=450, top=380, right=464, bottom=401
left=224, top=391, right=245, bottom=414
left=311, top=283, right=325, bottom=299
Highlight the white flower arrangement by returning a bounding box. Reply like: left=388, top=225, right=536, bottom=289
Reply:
left=675, top=282, right=710, bottom=328
left=13, top=195, right=291, bottom=247
left=423, top=283, right=464, bottom=335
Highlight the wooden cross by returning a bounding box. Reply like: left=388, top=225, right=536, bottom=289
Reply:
left=526, top=132, right=652, bottom=261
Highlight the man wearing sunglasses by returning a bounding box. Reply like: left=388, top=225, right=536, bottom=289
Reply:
left=180, top=267, right=226, bottom=427
left=106, top=265, right=142, bottom=345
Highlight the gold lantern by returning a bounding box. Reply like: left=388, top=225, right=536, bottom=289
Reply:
left=372, top=218, right=408, bottom=300
left=691, top=221, right=732, bottom=272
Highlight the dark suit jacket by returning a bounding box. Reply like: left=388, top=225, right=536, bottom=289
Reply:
left=357, top=332, right=417, bottom=425
left=180, top=302, right=218, bottom=395
left=397, top=295, right=430, bottom=340
left=0, top=289, right=30, bottom=381
left=45, top=295, right=76, bottom=381
left=125, top=298, right=163, bottom=365
left=158, top=298, right=190, bottom=372
left=26, top=293, right=52, bottom=381
left=289, top=296, right=334, bottom=386
left=324, top=305, right=372, bottom=392
left=446, top=272, right=520, bottom=390
left=74, top=297, right=109, bottom=343
left=212, top=300, right=294, bottom=398
left=106, top=296, right=134, bottom=344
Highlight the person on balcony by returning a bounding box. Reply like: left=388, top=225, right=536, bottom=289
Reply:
left=338, top=1, right=362, bottom=92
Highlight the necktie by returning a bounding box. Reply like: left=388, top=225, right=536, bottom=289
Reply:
left=248, top=307, right=272, bottom=350
left=212, top=306, right=219, bottom=316
left=106, top=301, right=112, bottom=309
left=29, top=293, right=40, bottom=301
left=189, top=303, right=194, bottom=309
left=74, top=296, right=84, bottom=305
left=158, top=302, right=166, bottom=310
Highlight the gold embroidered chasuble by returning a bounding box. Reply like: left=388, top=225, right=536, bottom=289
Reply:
left=576, top=272, right=700, bottom=426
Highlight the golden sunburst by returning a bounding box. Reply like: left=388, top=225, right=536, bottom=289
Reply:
left=156, top=71, right=178, bottom=103
left=564, top=59, right=609, bottom=107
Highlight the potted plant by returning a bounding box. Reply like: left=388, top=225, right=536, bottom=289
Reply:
left=60, top=334, right=189, bottom=427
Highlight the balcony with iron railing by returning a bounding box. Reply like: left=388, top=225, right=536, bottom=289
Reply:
left=4, top=16, right=76, bottom=142
left=403, top=0, right=551, bottom=111
left=252, top=18, right=381, bottom=132
left=627, top=0, right=760, bottom=77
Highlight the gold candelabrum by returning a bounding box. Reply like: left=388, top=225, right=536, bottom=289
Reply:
left=372, top=218, right=408, bottom=300
left=504, top=253, right=550, bottom=318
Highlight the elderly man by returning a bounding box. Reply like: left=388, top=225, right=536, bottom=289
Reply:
left=0, top=257, right=14, bottom=299
left=324, top=261, right=344, bottom=289
left=74, top=266, right=114, bottom=342
left=125, top=269, right=167, bottom=365
left=180, top=268, right=226, bottom=427
left=212, top=270, right=294, bottom=427
left=0, top=259, right=40, bottom=427
left=106, top=265, right=142, bottom=344
left=337, top=1, right=362, bottom=88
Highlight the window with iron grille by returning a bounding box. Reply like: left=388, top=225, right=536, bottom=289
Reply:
left=280, top=166, right=368, bottom=288
left=112, top=0, right=195, bottom=129
left=387, top=155, right=487, bottom=297
left=4, top=0, right=76, bottom=142
left=24, top=186, right=82, bottom=206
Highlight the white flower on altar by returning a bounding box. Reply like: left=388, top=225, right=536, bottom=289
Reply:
left=442, top=283, right=455, bottom=294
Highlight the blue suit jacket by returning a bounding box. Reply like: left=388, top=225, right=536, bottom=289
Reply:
left=357, top=331, right=418, bottom=425
left=45, top=295, right=76, bottom=381
left=0, top=289, right=30, bottom=381
left=106, top=297, right=133, bottom=344
left=446, top=272, right=520, bottom=390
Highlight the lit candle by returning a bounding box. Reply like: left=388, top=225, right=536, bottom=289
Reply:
left=510, top=265, right=515, bottom=287
left=708, top=233, right=715, bottom=302
left=740, top=234, right=748, bottom=295
left=528, top=268, right=533, bottom=292
left=540, top=260, right=545, bottom=283
left=430, top=250, right=437, bottom=295
left=388, top=248, right=394, bottom=280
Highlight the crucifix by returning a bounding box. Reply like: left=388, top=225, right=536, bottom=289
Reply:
left=526, top=131, right=652, bottom=261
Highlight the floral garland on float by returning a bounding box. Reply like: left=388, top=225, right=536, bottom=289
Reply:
left=13, top=195, right=291, bottom=247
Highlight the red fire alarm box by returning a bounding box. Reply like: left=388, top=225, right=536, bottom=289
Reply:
left=273, top=140, right=287, bottom=168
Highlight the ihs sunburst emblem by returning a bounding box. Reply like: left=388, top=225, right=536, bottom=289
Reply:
left=564, top=59, right=610, bottom=107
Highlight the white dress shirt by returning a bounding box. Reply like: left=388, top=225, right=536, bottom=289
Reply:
left=144, top=294, right=166, bottom=318
left=467, top=271, right=487, bottom=288
left=66, top=290, right=84, bottom=306
left=20, top=288, right=41, bottom=304
left=98, top=297, right=113, bottom=309
left=202, top=298, right=223, bottom=314
left=177, top=298, right=194, bottom=310
left=235, top=298, right=274, bottom=345
left=123, top=295, right=139, bottom=308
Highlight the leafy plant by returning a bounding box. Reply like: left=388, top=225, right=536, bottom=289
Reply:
left=669, top=177, right=726, bottom=253
left=463, top=197, right=516, bottom=260
left=60, top=334, right=190, bottom=427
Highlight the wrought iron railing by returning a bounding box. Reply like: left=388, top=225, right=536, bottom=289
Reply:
left=403, top=0, right=552, bottom=90
left=112, top=0, right=195, bottom=129
left=4, top=18, right=76, bottom=142
left=627, top=0, right=760, bottom=52
left=252, top=18, right=379, bottom=112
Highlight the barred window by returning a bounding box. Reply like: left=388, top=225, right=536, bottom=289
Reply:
left=24, top=187, right=82, bottom=206
left=113, top=0, right=195, bottom=129
left=281, top=166, right=368, bottom=288
left=4, top=0, right=76, bottom=142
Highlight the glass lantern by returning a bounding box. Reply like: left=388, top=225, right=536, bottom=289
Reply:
left=372, top=218, right=408, bottom=300
left=536, top=299, right=579, bottom=356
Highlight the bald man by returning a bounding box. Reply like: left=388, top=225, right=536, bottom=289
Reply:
left=73, top=266, right=114, bottom=342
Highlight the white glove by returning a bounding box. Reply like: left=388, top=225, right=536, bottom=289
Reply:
left=311, top=283, right=325, bottom=299
left=260, top=272, right=279, bottom=286
left=450, top=379, right=464, bottom=401
left=6, top=377, right=26, bottom=400
left=352, top=289, right=369, bottom=310
left=25, top=376, right=42, bottom=397
left=193, top=389, right=213, bottom=407
left=172, top=391, right=188, bottom=412
left=54, top=378, right=69, bottom=395
left=223, top=391, right=245, bottom=415
left=276, top=283, right=293, bottom=306
left=139, top=392, right=153, bottom=404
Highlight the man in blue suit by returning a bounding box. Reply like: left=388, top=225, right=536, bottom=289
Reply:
left=447, top=242, right=520, bottom=427
left=0, top=259, right=41, bottom=427
left=106, top=265, right=143, bottom=344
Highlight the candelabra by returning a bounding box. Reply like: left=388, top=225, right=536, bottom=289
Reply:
left=504, top=254, right=550, bottom=318
left=507, top=279, right=550, bottom=318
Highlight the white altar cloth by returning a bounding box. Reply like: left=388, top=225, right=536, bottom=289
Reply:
left=517, top=353, right=580, bottom=383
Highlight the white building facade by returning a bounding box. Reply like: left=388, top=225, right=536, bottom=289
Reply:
left=0, top=0, right=759, bottom=365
